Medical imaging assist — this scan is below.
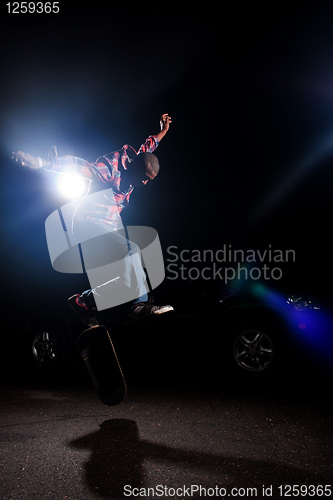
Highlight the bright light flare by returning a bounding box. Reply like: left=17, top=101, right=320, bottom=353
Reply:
left=56, top=173, right=89, bottom=199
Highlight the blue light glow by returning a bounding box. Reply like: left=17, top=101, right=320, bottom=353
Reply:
left=251, top=283, right=333, bottom=367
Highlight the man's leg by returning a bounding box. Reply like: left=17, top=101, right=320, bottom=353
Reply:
left=76, top=226, right=146, bottom=308
left=71, top=222, right=173, bottom=320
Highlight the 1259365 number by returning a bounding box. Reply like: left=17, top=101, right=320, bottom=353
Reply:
left=6, top=2, right=60, bottom=14
left=278, top=485, right=332, bottom=497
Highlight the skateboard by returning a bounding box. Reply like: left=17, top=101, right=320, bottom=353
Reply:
left=76, top=325, right=127, bottom=406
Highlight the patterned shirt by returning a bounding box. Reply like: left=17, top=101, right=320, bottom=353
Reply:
left=49, top=135, right=159, bottom=229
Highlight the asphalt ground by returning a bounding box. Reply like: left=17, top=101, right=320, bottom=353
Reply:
left=0, top=357, right=332, bottom=500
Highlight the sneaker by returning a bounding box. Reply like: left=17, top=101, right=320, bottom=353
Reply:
left=68, top=294, right=98, bottom=327
left=126, top=300, right=174, bottom=323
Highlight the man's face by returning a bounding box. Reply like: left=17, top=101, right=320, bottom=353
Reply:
left=128, top=162, right=158, bottom=187
left=140, top=169, right=158, bottom=186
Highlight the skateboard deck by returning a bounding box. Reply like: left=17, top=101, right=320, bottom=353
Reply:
left=76, top=325, right=127, bottom=406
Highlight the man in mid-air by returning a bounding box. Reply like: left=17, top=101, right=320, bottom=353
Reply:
left=13, top=113, right=173, bottom=324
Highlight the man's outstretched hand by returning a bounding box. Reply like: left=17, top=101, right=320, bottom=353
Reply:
left=12, top=151, right=42, bottom=169
left=160, top=113, right=172, bottom=132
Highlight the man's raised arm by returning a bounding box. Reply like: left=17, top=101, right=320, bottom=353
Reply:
left=138, top=113, right=172, bottom=154
left=155, top=113, right=172, bottom=143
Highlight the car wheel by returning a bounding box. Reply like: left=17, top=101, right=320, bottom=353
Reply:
left=25, top=321, right=69, bottom=367
left=233, top=327, right=274, bottom=372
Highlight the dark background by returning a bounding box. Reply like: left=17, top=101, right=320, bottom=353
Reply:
left=1, top=2, right=333, bottom=310
left=1, top=9, right=332, bottom=498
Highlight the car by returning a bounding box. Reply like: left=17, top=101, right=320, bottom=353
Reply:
left=138, top=282, right=333, bottom=382
left=6, top=280, right=332, bottom=384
